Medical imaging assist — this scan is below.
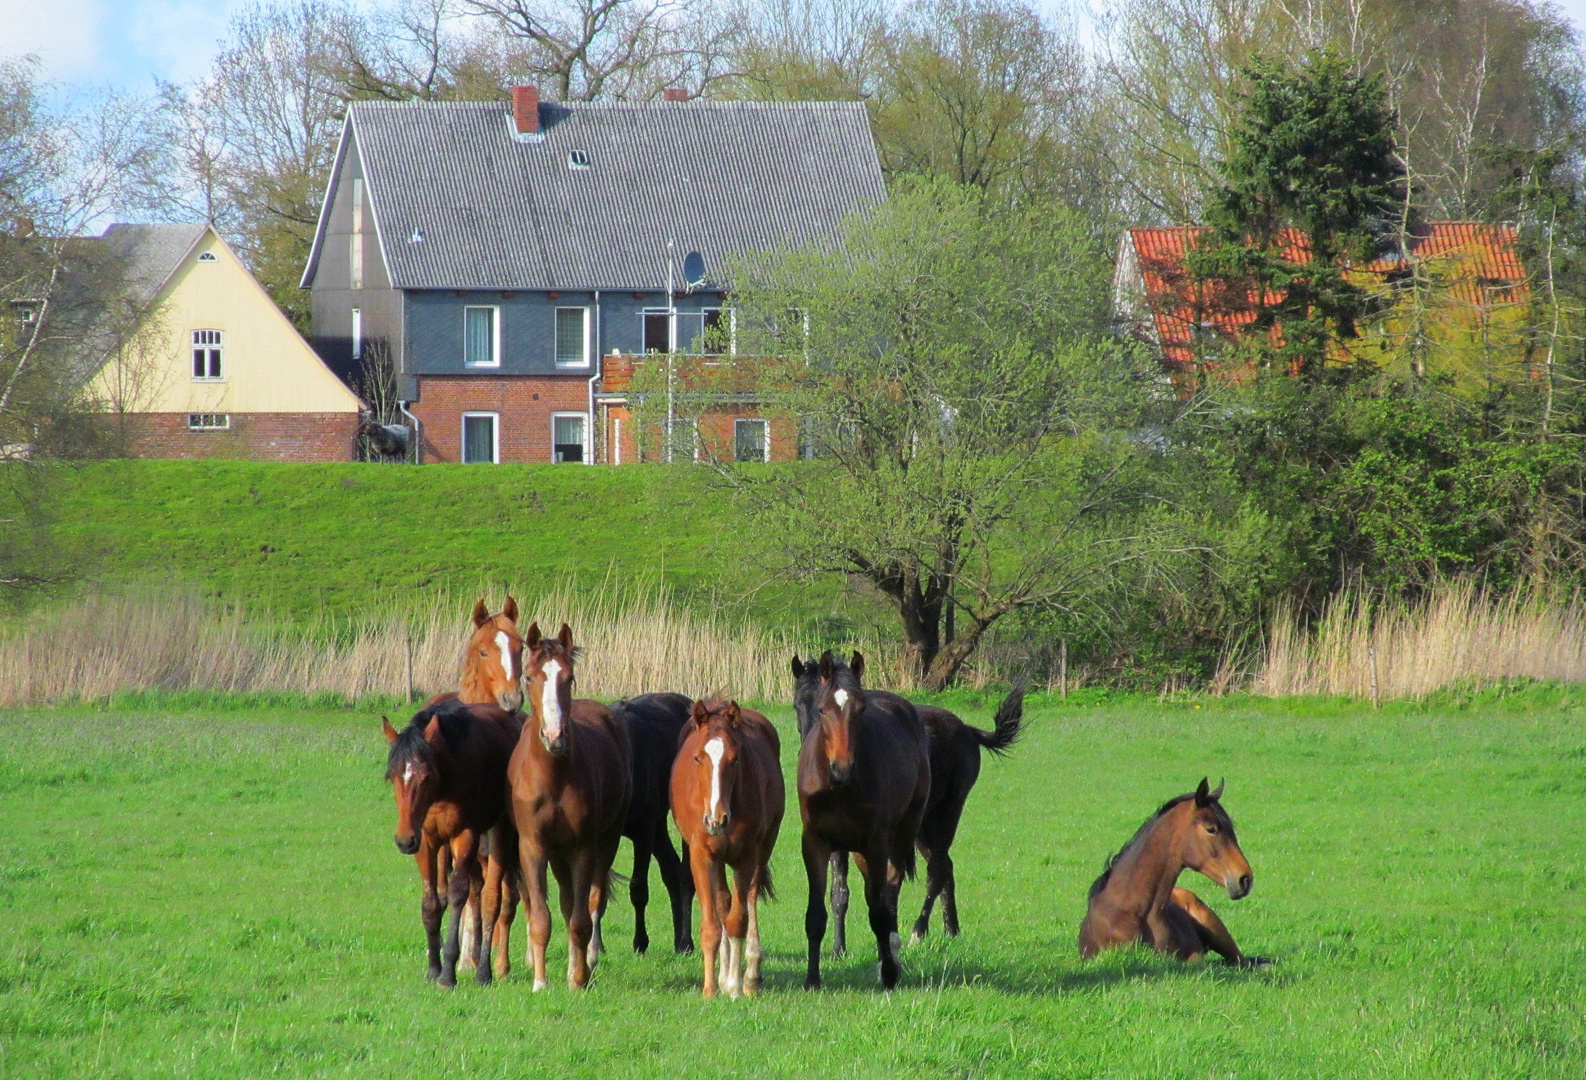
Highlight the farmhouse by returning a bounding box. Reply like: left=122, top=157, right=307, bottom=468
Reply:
left=86, top=223, right=364, bottom=460
left=302, top=88, right=884, bottom=464
left=1114, top=222, right=1530, bottom=389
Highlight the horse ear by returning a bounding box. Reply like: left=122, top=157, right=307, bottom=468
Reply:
left=726, top=701, right=742, bottom=726
left=524, top=622, right=542, bottom=649
left=382, top=717, right=399, bottom=744
left=1210, top=778, right=1225, bottom=802
left=472, top=599, right=490, bottom=628
left=818, top=650, right=835, bottom=680
left=690, top=699, right=710, bottom=727
left=503, top=596, right=519, bottom=623
left=1194, top=777, right=1211, bottom=807
left=557, top=623, right=574, bottom=650
left=850, top=651, right=865, bottom=683
left=423, top=715, right=443, bottom=744
left=791, top=654, right=804, bottom=678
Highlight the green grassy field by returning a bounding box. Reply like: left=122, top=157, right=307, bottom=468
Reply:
left=2, top=691, right=1583, bottom=1078
left=39, top=460, right=850, bottom=627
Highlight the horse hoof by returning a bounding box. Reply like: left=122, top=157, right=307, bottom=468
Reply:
left=633, top=937, right=649, bottom=956
left=676, top=940, right=695, bottom=956
left=831, top=946, right=847, bottom=959
left=804, top=976, right=821, bottom=991
left=438, top=973, right=457, bottom=989
left=909, top=930, right=924, bottom=946
left=475, top=967, right=493, bottom=987
left=427, top=966, right=442, bottom=982
left=532, top=979, right=548, bottom=992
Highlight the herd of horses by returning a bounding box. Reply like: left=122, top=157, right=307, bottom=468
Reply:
left=380, top=598, right=1262, bottom=997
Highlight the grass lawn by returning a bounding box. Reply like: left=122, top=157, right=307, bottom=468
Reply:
left=38, top=460, right=853, bottom=628
left=1, top=691, right=1583, bottom=1078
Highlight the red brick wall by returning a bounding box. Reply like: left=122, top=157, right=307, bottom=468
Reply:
left=412, top=375, right=592, bottom=463
left=600, top=404, right=797, bottom=463
left=121, top=413, right=359, bottom=462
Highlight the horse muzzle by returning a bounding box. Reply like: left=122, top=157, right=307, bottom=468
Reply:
left=394, top=835, right=420, bottom=856
left=497, top=687, right=524, bottom=712
left=827, top=762, right=854, bottom=785
left=540, top=733, right=568, bottom=757
left=1227, top=872, right=1252, bottom=900
left=704, top=814, right=730, bottom=838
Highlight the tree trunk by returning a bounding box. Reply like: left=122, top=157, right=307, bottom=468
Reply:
left=921, top=618, right=993, bottom=691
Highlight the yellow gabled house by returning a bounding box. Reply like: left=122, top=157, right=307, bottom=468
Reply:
left=86, top=223, right=363, bottom=460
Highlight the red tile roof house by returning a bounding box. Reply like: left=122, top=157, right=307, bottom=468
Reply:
left=1113, top=223, right=1530, bottom=385
left=301, top=87, right=884, bottom=464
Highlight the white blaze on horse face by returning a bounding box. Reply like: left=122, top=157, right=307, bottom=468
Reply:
left=704, top=737, right=726, bottom=824
left=495, top=630, right=515, bottom=680
left=539, top=659, right=564, bottom=740
left=402, top=763, right=413, bottom=784
left=834, top=689, right=849, bottom=710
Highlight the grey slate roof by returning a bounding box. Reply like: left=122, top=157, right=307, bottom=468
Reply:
left=307, top=99, right=883, bottom=292
left=100, top=223, right=208, bottom=309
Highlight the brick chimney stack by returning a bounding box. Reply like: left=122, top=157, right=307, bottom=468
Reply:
left=662, top=88, right=689, bottom=102
left=512, top=85, right=540, bottom=135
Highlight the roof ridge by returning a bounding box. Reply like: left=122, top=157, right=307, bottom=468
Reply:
left=347, top=98, right=867, bottom=110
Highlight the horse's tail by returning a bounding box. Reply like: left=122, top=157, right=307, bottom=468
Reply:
left=759, top=862, right=776, bottom=903
left=971, top=679, right=1028, bottom=757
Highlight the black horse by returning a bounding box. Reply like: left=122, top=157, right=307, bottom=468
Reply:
left=610, top=692, right=696, bottom=954
left=793, top=654, right=1027, bottom=952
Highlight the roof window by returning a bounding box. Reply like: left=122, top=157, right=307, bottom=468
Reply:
left=409, top=226, right=425, bottom=244
left=197, top=251, right=217, bottom=263
left=568, top=150, right=591, bottom=170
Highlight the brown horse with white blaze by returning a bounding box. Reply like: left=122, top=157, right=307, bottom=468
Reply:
left=507, top=622, right=631, bottom=990
left=1079, top=778, right=1261, bottom=965
left=670, top=699, right=783, bottom=999
left=382, top=700, right=521, bottom=986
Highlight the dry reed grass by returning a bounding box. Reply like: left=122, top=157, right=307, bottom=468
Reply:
left=1256, top=580, right=1586, bottom=699
left=0, top=584, right=823, bottom=706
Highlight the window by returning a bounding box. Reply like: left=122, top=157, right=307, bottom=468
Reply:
left=197, top=251, right=217, bottom=263
left=612, top=417, right=623, bottom=464
left=350, top=178, right=364, bottom=289
left=191, top=329, right=223, bottom=380
left=188, top=413, right=229, bottom=430
left=555, top=307, right=589, bottom=367
left=734, top=418, right=769, bottom=463
left=553, top=413, right=586, bottom=463
left=464, top=306, right=499, bottom=367
left=568, top=149, right=591, bottom=170
left=643, top=309, right=671, bottom=353
left=11, top=301, right=37, bottom=325
left=462, top=412, right=498, bottom=463
left=351, top=308, right=362, bottom=360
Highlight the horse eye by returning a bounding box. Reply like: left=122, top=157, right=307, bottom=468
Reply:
left=1205, top=825, right=1219, bottom=835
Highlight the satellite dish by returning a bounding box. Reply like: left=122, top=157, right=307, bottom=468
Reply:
left=682, top=250, right=706, bottom=287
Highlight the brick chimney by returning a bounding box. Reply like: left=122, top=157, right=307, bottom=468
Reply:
left=512, top=85, right=540, bottom=135
left=662, top=88, right=689, bottom=102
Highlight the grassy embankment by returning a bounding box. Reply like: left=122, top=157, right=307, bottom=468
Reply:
left=1, top=690, right=1583, bottom=1077
left=40, top=459, right=855, bottom=630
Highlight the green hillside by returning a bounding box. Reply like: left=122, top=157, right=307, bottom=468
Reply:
left=39, top=461, right=846, bottom=626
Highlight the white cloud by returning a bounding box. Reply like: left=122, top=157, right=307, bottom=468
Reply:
left=0, top=0, right=106, bottom=79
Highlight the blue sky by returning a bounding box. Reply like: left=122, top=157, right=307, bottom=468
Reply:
left=4, top=0, right=1586, bottom=91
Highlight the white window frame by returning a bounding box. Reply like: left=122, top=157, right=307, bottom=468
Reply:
left=611, top=417, right=622, bottom=465
left=350, top=178, right=365, bottom=289
left=191, top=329, right=224, bottom=382
left=461, top=411, right=499, bottom=464
left=641, top=307, right=672, bottom=354
left=197, top=251, right=218, bottom=263
left=554, top=306, right=591, bottom=368
left=463, top=306, right=501, bottom=368
left=734, top=417, right=770, bottom=463
left=551, top=411, right=588, bottom=464
left=187, top=413, right=229, bottom=431
left=351, top=307, right=362, bottom=361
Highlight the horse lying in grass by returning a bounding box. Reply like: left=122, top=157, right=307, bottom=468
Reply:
left=793, top=654, right=1027, bottom=951
left=797, top=650, right=930, bottom=990
left=508, top=622, right=631, bottom=990
left=670, top=699, right=783, bottom=998
left=1079, top=778, right=1264, bottom=966
left=382, top=700, right=521, bottom=986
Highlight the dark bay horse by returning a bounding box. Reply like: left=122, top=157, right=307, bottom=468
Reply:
left=670, top=699, right=783, bottom=998
left=798, top=651, right=930, bottom=990
left=507, top=622, right=631, bottom=990
left=793, top=655, right=1027, bottom=950
left=1079, top=778, right=1260, bottom=965
left=610, top=692, right=696, bottom=954
left=381, top=700, right=521, bottom=986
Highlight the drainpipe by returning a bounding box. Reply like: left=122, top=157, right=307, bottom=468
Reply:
left=399, top=400, right=422, bottom=464
left=587, top=290, right=602, bottom=464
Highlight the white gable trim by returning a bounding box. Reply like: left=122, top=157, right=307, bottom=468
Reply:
left=301, top=114, right=354, bottom=290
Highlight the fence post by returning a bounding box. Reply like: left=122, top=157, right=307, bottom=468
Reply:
left=1368, top=642, right=1380, bottom=710
left=1060, top=638, right=1068, bottom=701
left=405, top=627, right=414, bottom=705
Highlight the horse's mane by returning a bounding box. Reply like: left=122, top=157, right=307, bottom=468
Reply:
left=384, top=700, right=475, bottom=779
left=793, top=654, right=860, bottom=738
left=1086, top=793, right=1236, bottom=900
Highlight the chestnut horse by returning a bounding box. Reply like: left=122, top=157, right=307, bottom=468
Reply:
left=507, top=622, right=631, bottom=990
left=611, top=692, right=697, bottom=954
left=793, top=656, right=1027, bottom=951
left=1079, top=779, right=1260, bottom=965
left=670, top=699, right=783, bottom=998
left=429, top=597, right=526, bottom=971
left=798, top=651, right=930, bottom=990
left=381, top=700, right=521, bottom=986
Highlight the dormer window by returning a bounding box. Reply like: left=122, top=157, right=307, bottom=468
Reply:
left=197, top=251, right=218, bottom=263
left=568, top=150, right=591, bottom=170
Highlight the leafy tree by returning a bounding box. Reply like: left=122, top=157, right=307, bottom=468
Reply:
left=720, top=179, right=1199, bottom=688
